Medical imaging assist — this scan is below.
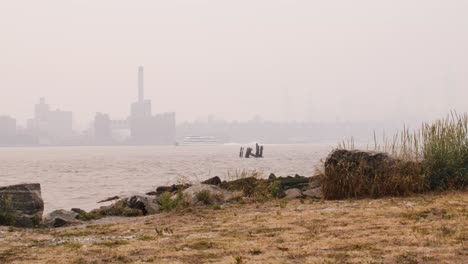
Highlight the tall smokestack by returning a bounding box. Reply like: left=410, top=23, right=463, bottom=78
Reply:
left=138, top=66, right=144, bottom=103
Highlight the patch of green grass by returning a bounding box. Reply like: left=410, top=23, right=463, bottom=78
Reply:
left=269, top=180, right=281, bottom=198
left=421, top=112, right=468, bottom=190
left=63, top=242, right=82, bottom=249
left=211, top=204, right=222, bottom=210
left=94, top=239, right=129, bottom=248
left=224, top=171, right=284, bottom=202
left=78, top=211, right=103, bottom=221
left=279, top=199, right=288, bottom=208
left=101, top=200, right=143, bottom=217
left=138, top=235, right=154, bottom=241
left=159, top=191, right=189, bottom=212
left=196, top=190, right=213, bottom=205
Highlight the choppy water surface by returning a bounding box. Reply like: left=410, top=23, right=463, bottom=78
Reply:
left=0, top=144, right=332, bottom=212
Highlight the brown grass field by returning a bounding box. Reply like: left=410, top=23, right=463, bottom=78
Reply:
left=0, top=191, right=466, bottom=264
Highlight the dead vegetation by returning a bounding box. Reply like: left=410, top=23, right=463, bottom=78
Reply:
left=320, top=112, right=467, bottom=200
left=0, top=191, right=466, bottom=263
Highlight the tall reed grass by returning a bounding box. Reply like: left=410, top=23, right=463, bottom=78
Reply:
left=324, top=112, right=467, bottom=198
left=421, top=112, right=467, bottom=190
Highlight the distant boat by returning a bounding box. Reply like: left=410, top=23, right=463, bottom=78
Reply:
left=181, top=136, right=220, bottom=145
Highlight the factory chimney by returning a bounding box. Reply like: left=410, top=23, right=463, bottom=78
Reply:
left=138, top=66, right=144, bottom=103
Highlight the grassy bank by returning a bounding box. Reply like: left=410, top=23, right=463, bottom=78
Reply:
left=0, top=191, right=466, bottom=263
left=321, top=112, right=467, bottom=199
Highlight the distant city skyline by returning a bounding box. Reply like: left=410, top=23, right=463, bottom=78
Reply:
left=0, top=67, right=420, bottom=146
left=0, top=67, right=177, bottom=146
left=1, top=1, right=467, bottom=130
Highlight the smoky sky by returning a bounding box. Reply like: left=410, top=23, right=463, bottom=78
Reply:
left=1, top=0, right=467, bottom=130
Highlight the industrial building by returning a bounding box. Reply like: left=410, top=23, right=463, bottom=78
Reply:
left=93, top=67, right=176, bottom=145
left=27, top=98, right=74, bottom=145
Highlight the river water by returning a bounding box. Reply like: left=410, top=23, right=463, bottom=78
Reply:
left=0, top=144, right=333, bottom=212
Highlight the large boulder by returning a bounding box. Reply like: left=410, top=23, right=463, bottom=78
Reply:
left=43, top=209, right=80, bottom=228
left=0, top=183, right=44, bottom=227
left=322, top=149, right=424, bottom=199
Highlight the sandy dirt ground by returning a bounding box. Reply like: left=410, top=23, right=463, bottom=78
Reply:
left=0, top=191, right=466, bottom=264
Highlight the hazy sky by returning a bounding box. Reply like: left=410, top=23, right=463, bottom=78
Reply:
left=1, top=0, right=467, bottom=129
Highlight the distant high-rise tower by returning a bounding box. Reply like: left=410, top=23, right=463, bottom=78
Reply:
left=129, top=66, right=176, bottom=145
left=131, top=66, right=152, bottom=118
left=138, top=66, right=144, bottom=103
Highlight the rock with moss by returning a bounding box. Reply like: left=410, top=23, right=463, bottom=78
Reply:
left=183, top=184, right=227, bottom=205
left=100, top=195, right=160, bottom=216
left=0, top=183, right=44, bottom=227
left=275, top=175, right=311, bottom=190
left=124, top=195, right=160, bottom=215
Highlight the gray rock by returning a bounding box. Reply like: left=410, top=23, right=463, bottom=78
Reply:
left=284, top=188, right=303, bottom=199
left=0, top=183, right=44, bottom=227
left=71, top=208, right=86, bottom=216
left=44, top=209, right=80, bottom=228
left=154, top=184, right=191, bottom=195
left=302, top=187, right=322, bottom=199
left=122, top=195, right=160, bottom=215
left=183, top=184, right=226, bottom=205
left=201, top=176, right=222, bottom=186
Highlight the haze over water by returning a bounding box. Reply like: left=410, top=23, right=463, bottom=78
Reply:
left=0, top=144, right=332, bottom=212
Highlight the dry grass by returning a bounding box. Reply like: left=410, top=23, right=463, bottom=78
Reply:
left=0, top=191, right=466, bottom=263
left=321, top=150, right=427, bottom=199
left=328, top=112, right=467, bottom=199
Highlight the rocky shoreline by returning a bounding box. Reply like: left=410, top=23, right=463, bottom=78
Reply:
left=0, top=148, right=467, bottom=263
left=0, top=191, right=466, bottom=263
left=0, top=173, right=322, bottom=229
left=1, top=147, right=465, bottom=229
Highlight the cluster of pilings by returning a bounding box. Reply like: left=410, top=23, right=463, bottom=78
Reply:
left=239, top=143, right=264, bottom=158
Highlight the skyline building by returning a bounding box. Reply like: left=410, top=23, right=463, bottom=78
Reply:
left=27, top=98, right=73, bottom=144
left=94, top=112, right=112, bottom=144
left=129, top=66, right=176, bottom=145
left=0, top=115, right=16, bottom=135
left=0, top=115, right=17, bottom=145
left=131, top=66, right=152, bottom=119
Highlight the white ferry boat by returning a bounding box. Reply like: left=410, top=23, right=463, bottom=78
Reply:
left=180, top=136, right=220, bottom=145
